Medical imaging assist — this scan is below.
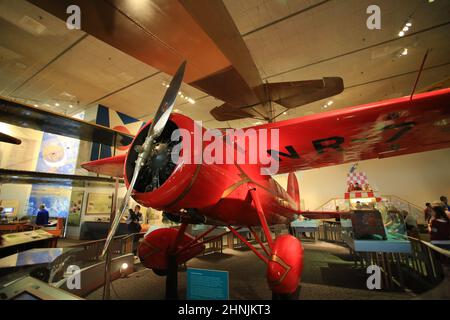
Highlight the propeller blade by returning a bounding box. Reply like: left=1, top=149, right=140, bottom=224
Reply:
left=101, top=61, right=187, bottom=258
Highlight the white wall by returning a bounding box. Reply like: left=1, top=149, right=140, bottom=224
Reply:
left=274, top=148, right=450, bottom=211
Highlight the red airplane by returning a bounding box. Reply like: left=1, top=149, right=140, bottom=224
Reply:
left=31, top=0, right=448, bottom=299
left=82, top=61, right=450, bottom=299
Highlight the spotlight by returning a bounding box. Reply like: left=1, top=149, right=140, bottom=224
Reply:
left=119, top=262, right=129, bottom=277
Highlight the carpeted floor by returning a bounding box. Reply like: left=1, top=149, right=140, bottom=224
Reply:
left=87, top=240, right=415, bottom=300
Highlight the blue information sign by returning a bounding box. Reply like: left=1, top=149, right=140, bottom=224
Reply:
left=186, top=268, right=229, bottom=300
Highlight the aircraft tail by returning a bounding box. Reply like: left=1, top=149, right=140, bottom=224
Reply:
left=287, top=172, right=300, bottom=211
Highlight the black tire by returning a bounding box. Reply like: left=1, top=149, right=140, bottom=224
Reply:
left=152, top=268, right=167, bottom=276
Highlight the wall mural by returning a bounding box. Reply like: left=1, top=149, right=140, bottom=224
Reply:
left=36, top=132, right=80, bottom=174
left=27, top=186, right=71, bottom=218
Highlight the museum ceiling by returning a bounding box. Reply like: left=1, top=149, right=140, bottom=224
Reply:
left=0, top=0, right=449, bottom=129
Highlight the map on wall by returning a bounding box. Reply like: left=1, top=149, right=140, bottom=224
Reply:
left=36, top=132, right=80, bottom=174
left=68, top=191, right=84, bottom=226
left=86, top=193, right=113, bottom=215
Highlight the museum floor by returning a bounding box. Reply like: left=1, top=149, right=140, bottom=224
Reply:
left=85, top=240, right=426, bottom=300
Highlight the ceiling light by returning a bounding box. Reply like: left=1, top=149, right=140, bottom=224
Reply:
left=327, top=101, right=333, bottom=106
left=402, top=26, right=409, bottom=32
left=165, top=84, right=169, bottom=88
left=283, top=111, right=287, bottom=115
left=174, top=109, right=181, bottom=113
left=405, top=22, right=412, bottom=27
left=254, top=121, right=262, bottom=125
left=178, top=91, right=182, bottom=95
left=401, top=48, right=408, bottom=56
left=69, top=105, right=74, bottom=108
left=398, top=31, right=405, bottom=37
left=55, top=103, right=60, bottom=107
left=428, top=0, right=434, bottom=3
left=188, top=98, right=195, bottom=104
left=323, top=105, right=328, bottom=109
left=33, top=104, right=38, bottom=107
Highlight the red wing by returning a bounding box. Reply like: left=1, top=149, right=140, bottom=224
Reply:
left=81, top=154, right=126, bottom=178
left=256, top=88, right=450, bottom=174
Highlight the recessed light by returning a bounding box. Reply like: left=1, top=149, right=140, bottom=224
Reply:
left=401, top=48, right=408, bottom=56
left=33, top=104, right=38, bottom=107
left=402, top=26, right=409, bottom=32
left=405, top=22, right=412, bottom=27
left=188, top=98, right=195, bottom=104
left=327, top=101, right=333, bottom=106
left=398, top=31, right=405, bottom=37
left=69, top=105, right=74, bottom=108
left=323, top=105, right=328, bottom=109
left=55, top=103, right=60, bottom=107
left=254, top=121, right=262, bottom=125
left=283, top=111, right=287, bottom=115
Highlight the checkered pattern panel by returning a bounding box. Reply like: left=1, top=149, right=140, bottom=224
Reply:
left=346, top=172, right=368, bottom=186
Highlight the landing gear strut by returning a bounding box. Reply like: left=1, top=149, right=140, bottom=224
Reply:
left=165, top=254, right=178, bottom=300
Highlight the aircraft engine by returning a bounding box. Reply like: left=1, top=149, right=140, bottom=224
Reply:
left=125, top=113, right=239, bottom=214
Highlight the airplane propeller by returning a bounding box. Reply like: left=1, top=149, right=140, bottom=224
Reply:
left=101, top=61, right=187, bottom=258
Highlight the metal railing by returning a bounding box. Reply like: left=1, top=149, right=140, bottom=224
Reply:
left=48, top=234, right=136, bottom=284
left=318, top=221, right=343, bottom=243
left=317, top=221, right=449, bottom=291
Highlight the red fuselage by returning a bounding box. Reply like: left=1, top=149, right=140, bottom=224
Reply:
left=124, top=113, right=298, bottom=227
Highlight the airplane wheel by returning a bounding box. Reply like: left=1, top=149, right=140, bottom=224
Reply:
left=152, top=268, right=167, bottom=276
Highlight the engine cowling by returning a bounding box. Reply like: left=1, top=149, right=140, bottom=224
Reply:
left=124, top=113, right=239, bottom=213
